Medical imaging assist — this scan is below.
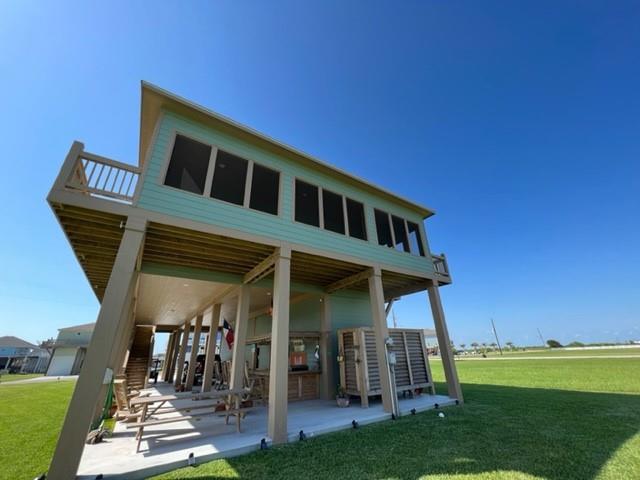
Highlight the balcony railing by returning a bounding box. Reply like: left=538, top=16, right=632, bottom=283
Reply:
left=62, top=143, right=140, bottom=204
left=432, top=253, right=450, bottom=278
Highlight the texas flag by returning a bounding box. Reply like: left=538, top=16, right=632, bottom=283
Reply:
left=223, top=319, right=234, bottom=348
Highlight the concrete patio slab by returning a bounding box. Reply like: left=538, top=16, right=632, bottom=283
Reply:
left=78, top=384, right=455, bottom=479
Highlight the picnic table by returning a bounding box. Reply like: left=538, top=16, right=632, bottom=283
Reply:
left=127, top=388, right=253, bottom=452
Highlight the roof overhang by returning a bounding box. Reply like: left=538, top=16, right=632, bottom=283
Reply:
left=139, top=81, right=435, bottom=219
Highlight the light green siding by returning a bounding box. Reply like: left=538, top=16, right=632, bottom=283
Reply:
left=137, top=111, right=434, bottom=275
left=246, top=291, right=373, bottom=384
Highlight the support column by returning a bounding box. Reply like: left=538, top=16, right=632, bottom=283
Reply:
left=319, top=294, right=334, bottom=400
left=202, top=304, right=222, bottom=392
left=185, top=314, right=203, bottom=391
left=268, top=248, right=291, bottom=443
left=368, top=268, right=393, bottom=413
left=161, top=333, right=176, bottom=381
left=230, top=286, right=251, bottom=390
left=174, top=319, right=191, bottom=389
left=48, top=216, right=146, bottom=480
left=168, top=329, right=182, bottom=383
left=427, top=280, right=463, bottom=402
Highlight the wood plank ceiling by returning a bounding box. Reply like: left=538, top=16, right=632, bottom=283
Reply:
left=53, top=208, right=430, bottom=302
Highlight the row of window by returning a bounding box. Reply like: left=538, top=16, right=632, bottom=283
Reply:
left=164, top=134, right=425, bottom=256
left=374, top=209, right=425, bottom=257
left=294, top=179, right=367, bottom=241
left=165, top=134, right=280, bottom=215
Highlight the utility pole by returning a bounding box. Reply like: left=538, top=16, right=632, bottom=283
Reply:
left=537, top=328, right=546, bottom=347
left=490, top=318, right=503, bottom=355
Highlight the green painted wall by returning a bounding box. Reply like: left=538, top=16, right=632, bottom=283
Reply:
left=245, top=290, right=373, bottom=390
left=137, top=111, right=434, bottom=275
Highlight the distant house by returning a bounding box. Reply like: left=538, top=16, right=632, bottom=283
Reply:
left=46, top=323, right=95, bottom=376
left=0, top=336, right=50, bottom=373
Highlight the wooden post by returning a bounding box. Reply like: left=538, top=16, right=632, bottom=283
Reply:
left=268, top=248, right=291, bottom=443
left=47, top=216, right=146, bottom=480
left=202, top=304, right=222, bottom=392
left=185, top=314, right=203, bottom=390
left=161, top=333, right=175, bottom=381
left=167, top=329, right=182, bottom=383
left=368, top=268, right=393, bottom=413
left=174, top=319, right=191, bottom=389
left=319, top=294, right=334, bottom=400
left=230, top=285, right=251, bottom=389
left=427, top=280, right=463, bottom=402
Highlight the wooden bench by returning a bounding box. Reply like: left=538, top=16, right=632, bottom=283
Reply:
left=127, top=388, right=253, bottom=452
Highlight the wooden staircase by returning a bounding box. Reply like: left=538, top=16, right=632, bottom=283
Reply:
left=125, top=327, right=154, bottom=391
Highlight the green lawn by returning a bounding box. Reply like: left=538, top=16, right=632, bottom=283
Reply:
left=1, top=359, right=639, bottom=480
left=0, top=380, right=75, bottom=480
left=477, top=347, right=640, bottom=358
left=152, top=358, right=640, bottom=480
left=0, top=373, right=44, bottom=383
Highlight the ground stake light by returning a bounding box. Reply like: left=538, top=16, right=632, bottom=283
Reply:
left=188, top=452, right=195, bottom=466
left=299, top=430, right=306, bottom=441
left=434, top=403, right=439, bottom=409
left=411, top=408, right=416, bottom=415
left=352, top=420, right=358, bottom=429
left=260, top=438, right=268, bottom=450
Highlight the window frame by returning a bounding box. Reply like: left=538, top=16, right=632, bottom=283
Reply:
left=160, top=130, right=283, bottom=217
left=373, top=207, right=428, bottom=257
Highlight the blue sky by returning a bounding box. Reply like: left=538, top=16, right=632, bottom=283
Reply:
left=0, top=1, right=638, bottom=347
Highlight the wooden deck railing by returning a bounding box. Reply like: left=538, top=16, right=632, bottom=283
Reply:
left=64, top=144, right=140, bottom=204
left=432, top=253, right=450, bottom=277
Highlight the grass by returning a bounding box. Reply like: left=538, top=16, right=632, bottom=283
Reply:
left=477, top=347, right=640, bottom=358
left=0, top=373, right=44, bottom=383
left=1, top=358, right=639, bottom=480
left=151, top=358, right=640, bottom=480
left=0, top=379, right=75, bottom=480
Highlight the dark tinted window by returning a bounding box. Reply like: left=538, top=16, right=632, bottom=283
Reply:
left=164, top=135, right=211, bottom=194
left=346, top=198, right=367, bottom=240
left=210, top=150, right=248, bottom=205
left=323, top=190, right=345, bottom=234
left=407, top=221, right=425, bottom=256
left=392, top=215, right=410, bottom=252
left=249, top=164, right=280, bottom=215
left=374, top=209, right=393, bottom=247
left=295, top=180, right=319, bottom=226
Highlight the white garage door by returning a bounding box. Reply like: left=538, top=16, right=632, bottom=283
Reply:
left=47, top=348, right=77, bottom=376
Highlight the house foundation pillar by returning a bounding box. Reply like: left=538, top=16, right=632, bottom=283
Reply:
left=174, top=319, right=191, bottom=389
left=185, top=314, right=203, bottom=390
left=368, top=268, right=393, bottom=413
left=230, top=285, right=251, bottom=390
left=202, top=304, right=222, bottom=392
left=427, top=280, right=463, bottom=402
left=47, top=216, right=146, bottom=480
left=268, top=247, right=291, bottom=443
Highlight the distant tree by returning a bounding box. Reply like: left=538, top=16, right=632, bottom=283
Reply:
left=39, top=338, right=56, bottom=356
left=546, top=339, right=563, bottom=348
left=567, top=341, right=584, bottom=347
left=490, top=342, right=497, bottom=350
left=460, top=343, right=466, bottom=351
left=505, top=341, right=514, bottom=350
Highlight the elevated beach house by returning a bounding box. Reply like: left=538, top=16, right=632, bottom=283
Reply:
left=47, top=83, right=462, bottom=479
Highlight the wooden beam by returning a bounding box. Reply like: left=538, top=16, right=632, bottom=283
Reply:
left=185, top=314, right=203, bottom=390
left=243, top=249, right=278, bottom=284
left=325, top=268, right=373, bottom=294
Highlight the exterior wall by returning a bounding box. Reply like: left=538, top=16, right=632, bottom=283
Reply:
left=137, top=111, right=434, bottom=276
left=47, top=347, right=79, bottom=376
left=56, top=329, right=92, bottom=348
left=245, top=290, right=374, bottom=384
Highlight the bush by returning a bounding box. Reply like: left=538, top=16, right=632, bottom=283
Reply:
left=546, top=339, right=563, bottom=348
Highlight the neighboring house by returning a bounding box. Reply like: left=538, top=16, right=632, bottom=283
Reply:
left=0, top=336, right=50, bottom=373
left=46, top=82, right=461, bottom=478
left=46, top=323, right=95, bottom=376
